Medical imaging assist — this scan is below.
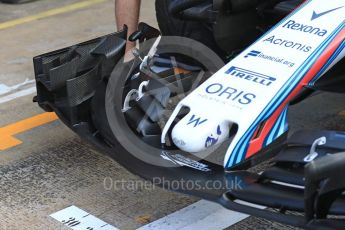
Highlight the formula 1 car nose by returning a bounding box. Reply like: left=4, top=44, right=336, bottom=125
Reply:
left=32, top=0, right=345, bottom=228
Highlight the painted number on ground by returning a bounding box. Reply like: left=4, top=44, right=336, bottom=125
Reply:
left=50, top=206, right=119, bottom=230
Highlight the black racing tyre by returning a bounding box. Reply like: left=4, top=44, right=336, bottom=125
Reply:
left=155, top=0, right=227, bottom=59
left=105, top=36, right=225, bottom=167
left=155, top=0, right=185, bottom=37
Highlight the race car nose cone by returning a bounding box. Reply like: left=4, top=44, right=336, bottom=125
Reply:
left=171, top=113, right=230, bottom=153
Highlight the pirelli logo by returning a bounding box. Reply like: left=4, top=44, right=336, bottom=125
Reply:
left=225, top=66, right=276, bottom=87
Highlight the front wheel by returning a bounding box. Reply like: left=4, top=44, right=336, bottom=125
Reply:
left=105, top=36, right=225, bottom=167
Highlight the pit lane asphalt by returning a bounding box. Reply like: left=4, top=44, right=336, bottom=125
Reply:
left=1, top=0, right=345, bottom=229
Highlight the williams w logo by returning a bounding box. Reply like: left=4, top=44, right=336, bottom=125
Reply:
left=187, top=115, right=207, bottom=127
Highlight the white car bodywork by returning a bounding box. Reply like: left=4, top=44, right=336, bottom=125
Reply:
left=161, top=0, right=345, bottom=169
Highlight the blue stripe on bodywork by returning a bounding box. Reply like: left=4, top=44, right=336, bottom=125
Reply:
left=225, top=1, right=311, bottom=168
left=227, top=20, right=345, bottom=168
left=309, top=39, right=345, bottom=85
left=265, top=106, right=288, bottom=146
left=266, top=109, right=284, bottom=145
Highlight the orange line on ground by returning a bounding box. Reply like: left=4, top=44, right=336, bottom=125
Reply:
left=339, top=110, right=345, bottom=117
left=0, top=112, right=58, bottom=151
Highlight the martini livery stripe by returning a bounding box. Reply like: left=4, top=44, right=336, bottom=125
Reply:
left=227, top=20, right=345, bottom=168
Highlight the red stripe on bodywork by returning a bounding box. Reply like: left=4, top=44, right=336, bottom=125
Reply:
left=245, top=28, right=345, bottom=159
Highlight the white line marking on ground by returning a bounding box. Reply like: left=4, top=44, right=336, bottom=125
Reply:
left=0, top=86, right=36, bottom=104
left=50, top=205, right=119, bottom=230
left=0, top=79, right=35, bottom=96
left=137, top=200, right=265, bottom=230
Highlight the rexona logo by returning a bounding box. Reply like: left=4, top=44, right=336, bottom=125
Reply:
left=282, top=20, right=328, bottom=37
left=225, top=66, right=276, bottom=87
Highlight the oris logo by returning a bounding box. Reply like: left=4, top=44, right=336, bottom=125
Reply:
left=205, top=83, right=256, bottom=105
